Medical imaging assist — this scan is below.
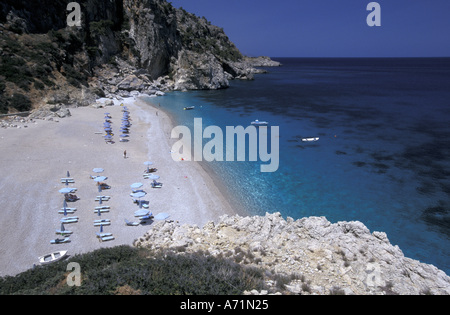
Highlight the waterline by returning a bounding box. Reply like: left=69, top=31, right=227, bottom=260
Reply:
left=171, top=118, right=280, bottom=173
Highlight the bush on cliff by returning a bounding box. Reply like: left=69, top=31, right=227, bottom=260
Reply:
left=0, top=245, right=265, bottom=295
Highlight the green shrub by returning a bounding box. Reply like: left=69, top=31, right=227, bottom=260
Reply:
left=0, top=246, right=266, bottom=295
left=90, top=20, right=114, bottom=37
left=8, top=93, right=32, bottom=112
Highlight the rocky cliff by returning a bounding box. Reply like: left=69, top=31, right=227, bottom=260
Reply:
left=134, top=212, right=450, bottom=295
left=0, top=0, right=280, bottom=114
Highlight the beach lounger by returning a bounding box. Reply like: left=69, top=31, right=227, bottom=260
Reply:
left=95, top=206, right=110, bottom=210
left=95, top=196, right=110, bottom=201
left=60, top=178, right=75, bottom=183
left=151, top=181, right=163, bottom=188
left=55, top=230, right=73, bottom=235
left=58, top=209, right=76, bottom=214
left=100, top=236, right=114, bottom=242
left=50, top=238, right=71, bottom=244
left=94, top=219, right=111, bottom=226
left=139, top=214, right=153, bottom=221
left=94, top=209, right=109, bottom=213
left=96, top=232, right=114, bottom=242
left=60, top=217, right=78, bottom=223
left=125, top=219, right=140, bottom=226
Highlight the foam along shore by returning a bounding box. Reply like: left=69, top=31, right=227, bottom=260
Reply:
left=0, top=96, right=235, bottom=277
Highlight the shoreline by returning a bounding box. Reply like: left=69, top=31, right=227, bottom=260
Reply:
left=0, top=96, right=236, bottom=277
left=137, top=96, right=250, bottom=218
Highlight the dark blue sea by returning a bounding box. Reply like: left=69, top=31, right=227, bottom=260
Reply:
left=142, top=58, right=450, bottom=274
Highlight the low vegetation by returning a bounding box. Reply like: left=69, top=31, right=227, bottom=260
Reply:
left=0, top=246, right=268, bottom=295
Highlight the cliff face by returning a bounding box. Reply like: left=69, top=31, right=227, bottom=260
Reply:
left=0, top=0, right=280, bottom=114
left=134, top=213, right=450, bottom=295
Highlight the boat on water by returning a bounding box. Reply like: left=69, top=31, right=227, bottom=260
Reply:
left=39, top=250, right=68, bottom=265
left=184, top=106, right=195, bottom=110
left=251, top=119, right=268, bottom=126
left=301, top=137, right=319, bottom=142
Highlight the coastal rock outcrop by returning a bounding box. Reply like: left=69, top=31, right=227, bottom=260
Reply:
left=0, top=0, right=279, bottom=115
left=134, top=212, right=450, bottom=295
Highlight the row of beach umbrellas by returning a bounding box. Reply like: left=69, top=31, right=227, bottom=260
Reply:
left=92, top=167, right=114, bottom=241
left=53, top=171, right=79, bottom=244
left=104, top=112, right=114, bottom=143
left=120, top=106, right=131, bottom=142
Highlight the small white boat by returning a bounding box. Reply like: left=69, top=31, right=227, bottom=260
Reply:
left=251, top=119, right=268, bottom=126
left=301, top=137, right=319, bottom=142
left=184, top=106, right=195, bottom=110
left=39, top=250, right=68, bottom=265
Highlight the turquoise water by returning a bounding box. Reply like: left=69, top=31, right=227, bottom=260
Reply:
left=142, top=58, right=450, bottom=274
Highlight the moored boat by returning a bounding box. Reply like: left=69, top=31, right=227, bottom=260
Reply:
left=301, top=137, right=319, bottom=142
left=251, top=119, right=268, bottom=126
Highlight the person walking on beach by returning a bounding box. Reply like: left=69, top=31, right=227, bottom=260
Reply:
left=123, top=150, right=127, bottom=159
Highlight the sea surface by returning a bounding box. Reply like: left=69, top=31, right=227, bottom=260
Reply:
left=142, top=58, right=450, bottom=274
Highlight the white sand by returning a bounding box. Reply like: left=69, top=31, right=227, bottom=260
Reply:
left=0, top=98, right=235, bottom=277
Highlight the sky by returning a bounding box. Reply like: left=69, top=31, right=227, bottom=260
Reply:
left=169, top=0, right=450, bottom=57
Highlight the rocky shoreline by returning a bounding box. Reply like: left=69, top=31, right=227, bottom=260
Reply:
left=134, top=212, right=450, bottom=295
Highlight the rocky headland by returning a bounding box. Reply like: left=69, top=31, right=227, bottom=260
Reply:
left=0, top=0, right=280, bottom=115
left=134, top=212, right=450, bottom=295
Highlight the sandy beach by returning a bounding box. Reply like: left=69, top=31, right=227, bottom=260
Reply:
left=0, top=97, right=235, bottom=277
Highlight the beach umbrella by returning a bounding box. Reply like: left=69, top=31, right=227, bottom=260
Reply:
left=94, top=176, right=107, bottom=182
left=120, top=134, right=129, bottom=138
left=131, top=191, right=146, bottom=199
left=154, top=213, right=170, bottom=220
left=147, top=174, right=160, bottom=180
left=104, top=135, right=113, bottom=139
left=59, top=187, right=75, bottom=194
left=134, top=209, right=150, bottom=217
left=93, top=168, right=104, bottom=173
left=130, top=182, right=143, bottom=189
